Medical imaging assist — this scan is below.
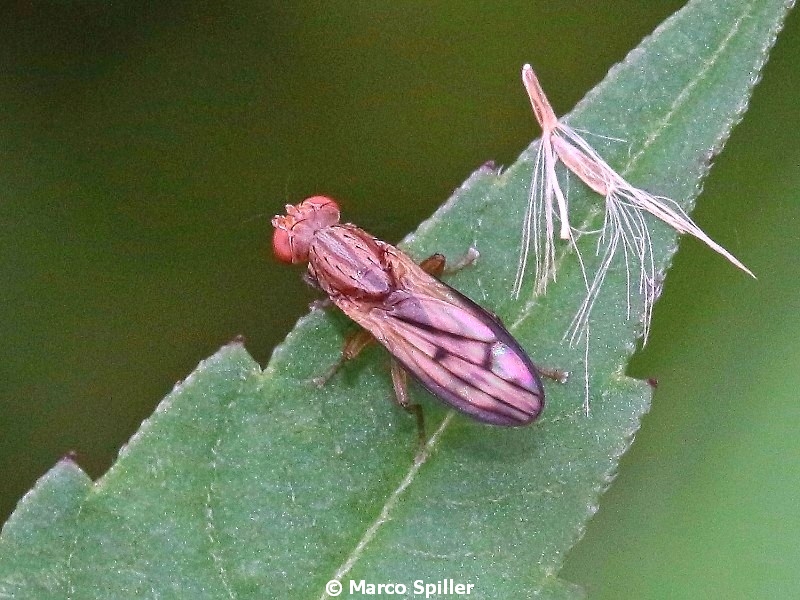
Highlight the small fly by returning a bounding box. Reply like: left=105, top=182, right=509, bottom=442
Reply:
left=273, top=196, right=565, bottom=444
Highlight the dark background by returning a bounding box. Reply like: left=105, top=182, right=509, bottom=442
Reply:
left=2, top=3, right=799, bottom=598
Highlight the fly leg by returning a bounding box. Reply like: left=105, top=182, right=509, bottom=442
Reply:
left=311, top=328, right=375, bottom=387
left=314, top=329, right=426, bottom=456
left=390, top=360, right=426, bottom=456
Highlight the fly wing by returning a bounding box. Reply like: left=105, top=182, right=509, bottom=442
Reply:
left=333, top=250, right=544, bottom=426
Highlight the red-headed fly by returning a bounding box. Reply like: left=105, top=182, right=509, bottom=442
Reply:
left=273, top=196, right=561, bottom=437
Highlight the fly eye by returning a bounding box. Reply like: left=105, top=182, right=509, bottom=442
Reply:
left=272, top=196, right=340, bottom=265
left=272, top=227, right=296, bottom=263
left=302, top=195, right=340, bottom=214
left=300, top=196, right=341, bottom=227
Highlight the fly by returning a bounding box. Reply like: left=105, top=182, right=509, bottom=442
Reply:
left=272, top=196, right=564, bottom=442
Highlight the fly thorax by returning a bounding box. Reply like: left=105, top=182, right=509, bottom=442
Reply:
left=308, top=225, right=393, bottom=298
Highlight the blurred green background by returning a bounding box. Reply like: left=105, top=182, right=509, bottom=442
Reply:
left=1, top=2, right=798, bottom=598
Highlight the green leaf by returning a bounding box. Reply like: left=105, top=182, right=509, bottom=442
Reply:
left=0, top=0, right=791, bottom=598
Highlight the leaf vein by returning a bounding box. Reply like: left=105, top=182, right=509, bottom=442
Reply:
left=205, top=411, right=237, bottom=599
left=626, top=3, right=753, bottom=172
left=318, top=412, right=455, bottom=600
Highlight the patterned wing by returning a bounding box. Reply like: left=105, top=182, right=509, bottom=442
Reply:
left=335, top=260, right=544, bottom=426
